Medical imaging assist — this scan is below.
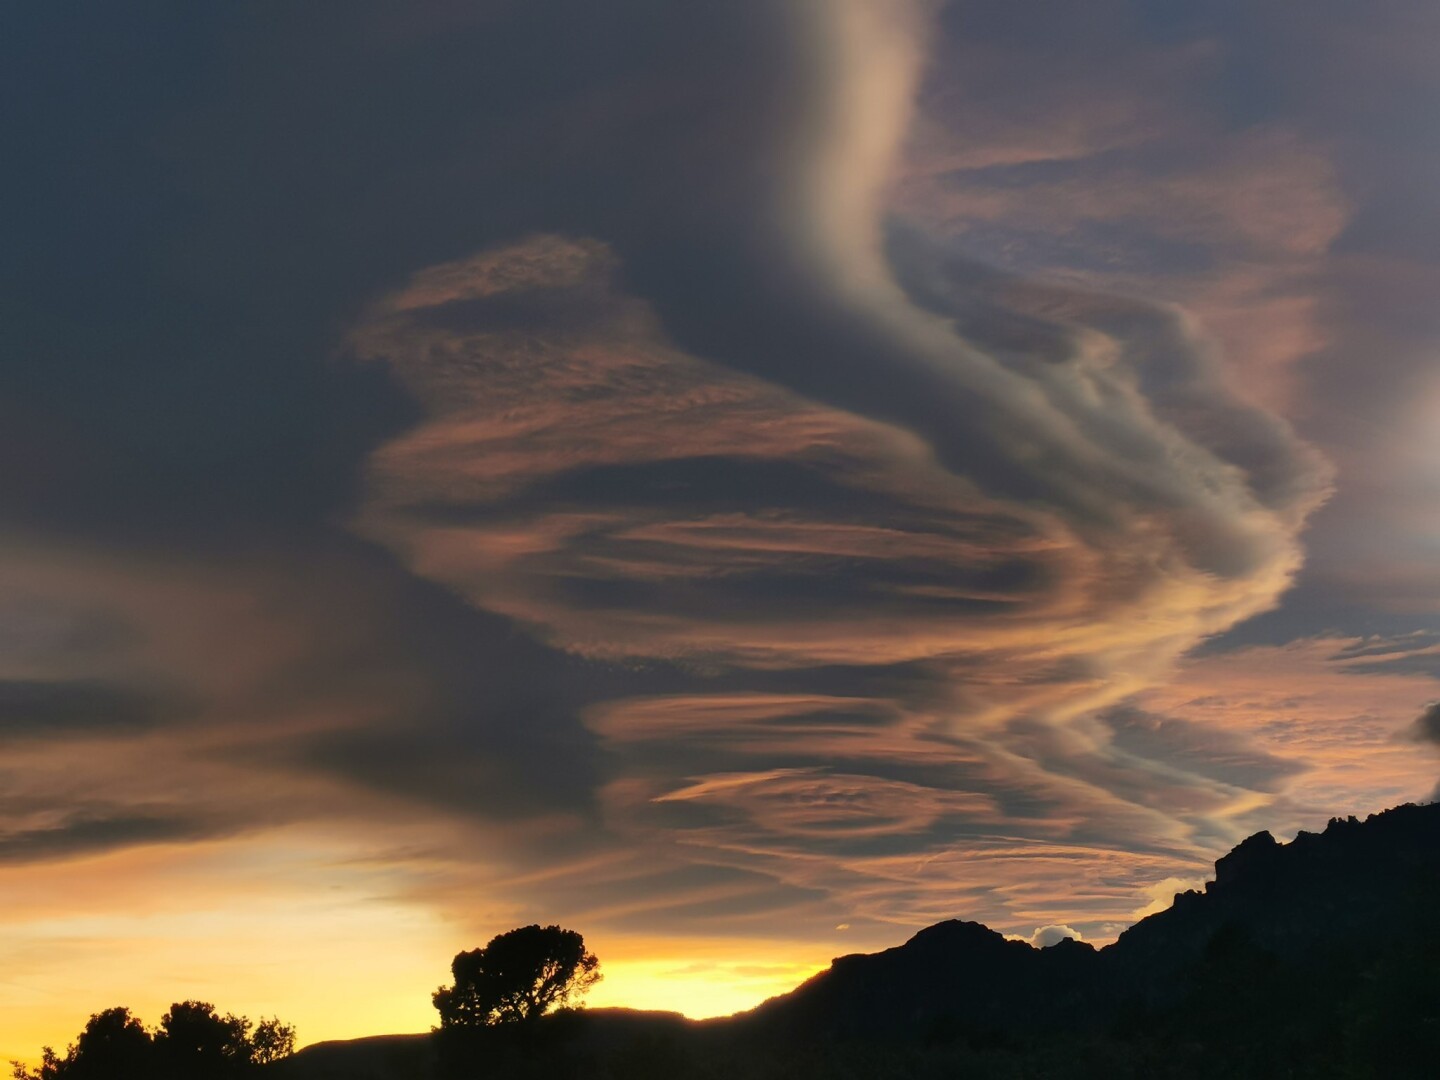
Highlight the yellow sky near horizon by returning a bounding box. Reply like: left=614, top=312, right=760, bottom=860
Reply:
left=0, top=832, right=834, bottom=1065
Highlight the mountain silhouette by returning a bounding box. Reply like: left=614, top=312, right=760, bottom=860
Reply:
left=746, top=801, right=1440, bottom=1045
left=273, top=800, right=1440, bottom=1078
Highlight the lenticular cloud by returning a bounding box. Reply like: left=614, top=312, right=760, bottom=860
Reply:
left=340, top=0, right=1332, bottom=938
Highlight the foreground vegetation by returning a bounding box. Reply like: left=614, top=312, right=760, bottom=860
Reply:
left=10, top=1001, right=294, bottom=1079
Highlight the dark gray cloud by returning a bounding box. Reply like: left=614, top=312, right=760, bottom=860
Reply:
left=0, top=0, right=832, bottom=851
left=0, top=810, right=216, bottom=865
left=0, top=680, right=175, bottom=739
left=886, top=230, right=1329, bottom=526
left=1102, top=706, right=1302, bottom=793
left=0, top=1, right=806, bottom=544
left=1329, top=635, right=1440, bottom=663
left=1337, top=653, right=1440, bottom=681
left=1409, top=703, right=1440, bottom=746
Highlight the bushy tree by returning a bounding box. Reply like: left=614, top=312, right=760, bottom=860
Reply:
left=10, top=1008, right=151, bottom=1080
left=248, top=1017, right=297, bottom=1065
left=153, top=1000, right=253, bottom=1076
left=434, top=924, right=601, bottom=1028
left=10, top=1002, right=295, bottom=1080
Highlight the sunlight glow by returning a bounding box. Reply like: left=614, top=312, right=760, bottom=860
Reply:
left=584, top=938, right=830, bottom=1019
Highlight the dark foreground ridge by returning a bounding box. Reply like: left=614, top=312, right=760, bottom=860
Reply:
left=274, top=801, right=1440, bottom=1079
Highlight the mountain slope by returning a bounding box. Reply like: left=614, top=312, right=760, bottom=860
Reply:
left=746, top=801, right=1440, bottom=1045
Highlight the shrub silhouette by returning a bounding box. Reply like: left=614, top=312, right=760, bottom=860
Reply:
left=433, top=925, right=601, bottom=1027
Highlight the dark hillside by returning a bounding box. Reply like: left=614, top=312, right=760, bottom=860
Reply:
left=1109, top=801, right=1440, bottom=984
left=745, top=919, right=1101, bottom=1041
left=269, top=801, right=1440, bottom=1079
left=267, top=1034, right=434, bottom=1080
left=746, top=801, right=1440, bottom=1045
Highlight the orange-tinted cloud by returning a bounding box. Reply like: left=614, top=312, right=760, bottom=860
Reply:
left=332, top=221, right=1340, bottom=948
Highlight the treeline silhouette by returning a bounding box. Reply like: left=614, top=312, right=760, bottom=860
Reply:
left=10, top=1001, right=294, bottom=1080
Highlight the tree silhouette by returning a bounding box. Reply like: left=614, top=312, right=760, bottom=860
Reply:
left=9, top=1002, right=295, bottom=1079
left=434, top=925, right=601, bottom=1027
left=247, top=1017, right=297, bottom=1065
left=153, top=1000, right=252, bottom=1076
left=10, top=1008, right=152, bottom=1080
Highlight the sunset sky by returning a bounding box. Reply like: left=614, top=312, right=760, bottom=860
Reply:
left=5, top=0, right=1440, bottom=1062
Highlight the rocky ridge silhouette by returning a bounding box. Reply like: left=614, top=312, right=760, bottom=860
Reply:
left=746, top=801, right=1440, bottom=1042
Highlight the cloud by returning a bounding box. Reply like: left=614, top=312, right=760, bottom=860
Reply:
left=883, top=1, right=1440, bottom=646
left=0, top=680, right=177, bottom=740
left=1132, top=876, right=1207, bottom=921
left=1101, top=706, right=1303, bottom=794
left=0, top=811, right=215, bottom=865
left=320, top=214, right=1347, bottom=944
left=1029, top=924, right=1082, bottom=948
left=1127, top=635, right=1440, bottom=840
left=327, top=0, right=1346, bottom=942
left=1, top=0, right=1337, bottom=883
left=652, top=768, right=996, bottom=842
left=354, top=228, right=1321, bottom=674
left=351, top=237, right=1089, bottom=669
left=1408, top=703, right=1440, bottom=746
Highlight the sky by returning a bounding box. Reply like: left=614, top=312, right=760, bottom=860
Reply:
left=3, top=0, right=1440, bottom=1060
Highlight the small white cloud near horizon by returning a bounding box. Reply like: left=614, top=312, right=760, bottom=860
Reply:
left=1029, top=924, right=1083, bottom=948
left=1132, top=876, right=1208, bottom=921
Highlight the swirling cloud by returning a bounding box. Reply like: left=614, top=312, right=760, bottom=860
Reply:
left=342, top=190, right=1328, bottom=936
left=352, top=206, right=1323, bottom=694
